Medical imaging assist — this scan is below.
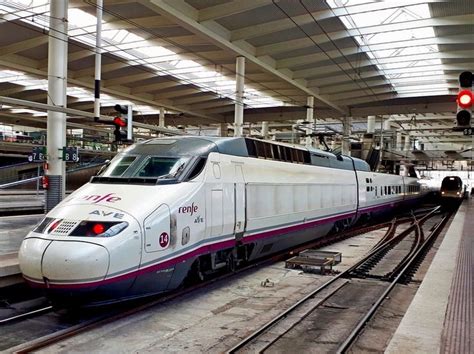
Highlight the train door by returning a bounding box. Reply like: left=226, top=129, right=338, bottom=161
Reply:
left=234, top=163, right=246, bottom=237
left=206, top=161, right=224, bottom=237
left=143, top=204, right=171, bottom=254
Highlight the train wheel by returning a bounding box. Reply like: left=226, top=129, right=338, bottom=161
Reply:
left=185, top=258, right=205, bottom=285
left=227, top=252, right=236, bottom=273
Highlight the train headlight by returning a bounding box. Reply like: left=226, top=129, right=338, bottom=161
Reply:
left=70, top=221, right=129, bottom=237
left=441, top=191, right=445, bottom=195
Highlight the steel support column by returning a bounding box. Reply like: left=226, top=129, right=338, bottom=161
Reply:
left=367, top=115, right=375, bottom=133
left=234, top=56, right=245, bottom=137
left=396, top=130, right=402, bottom=150
left=159, top=106, right=165, bottom=127
left=93, top=0, right=103, bottom=121
left=261, top=121, right=269, bottom=139
left=219, top=123, right=228, bottom=137
left=404, top=135, right=411, bottom=151
left=46, top=0, right=68, bottom=211
left=342, top=116, right=352, bottom=156
left=305, top=96, right=314, bottom=148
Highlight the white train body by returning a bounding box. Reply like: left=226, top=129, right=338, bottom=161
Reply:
left=19, top=137, right=426, bottom=304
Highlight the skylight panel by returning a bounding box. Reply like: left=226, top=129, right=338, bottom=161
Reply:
left=326, top=1, right=447, bottom=98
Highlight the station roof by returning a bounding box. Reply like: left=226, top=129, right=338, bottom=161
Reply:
left=0, top=0, right=473, bottom=152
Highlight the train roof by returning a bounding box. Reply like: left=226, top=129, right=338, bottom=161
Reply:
left=125, top=136, right=370, bottom=172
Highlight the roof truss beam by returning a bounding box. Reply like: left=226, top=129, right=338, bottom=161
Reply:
left=230, top=0, right=439, bottom=41
left=198, top=0, right=272, bottom=22
left=0, top=36, right=49, bottom=57
left=143, top=0, right=345, bottom=114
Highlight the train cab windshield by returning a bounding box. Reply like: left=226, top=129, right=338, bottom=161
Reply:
left=93, top=153, right=189, bottom=184
left=441, top=177, right=462, bottom=191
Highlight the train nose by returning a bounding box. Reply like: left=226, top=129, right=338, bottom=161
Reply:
left=19, top=238, right=110, bottom=287
left=41, top=241, right=110, bottom=286
left=18, top=238, right=51, bottom=284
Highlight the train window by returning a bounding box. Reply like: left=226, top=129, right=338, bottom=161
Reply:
left=367, top=186, right=370, bottom=192
left=292, top=149, right=299, bottom=163
left=187, top=157, right=207, bottom=180
left=264, top=143, right=273, bottom=159
left=366, top=178, right=369, bottom=183
left=255, top=141, right=265, bottom=158
left=302, top=151, right=311, bottom=164
left=279, top=146, right=287, bottom=161
left=272, top=144, right=280, bottom=160
left=101, top=155, right=137, bottom=177
left=134, top=157, right=188, bottom=178
left=285, top=147, right=293, bottom=162
left=296, top=150, right=304, bottom=163
left=245, top=140, right=257, bottom=157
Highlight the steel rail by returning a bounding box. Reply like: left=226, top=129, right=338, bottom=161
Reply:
left=336, top=211, right=452, bottom=353
left=0, top=306, right=53, bottom=325
left=226, top=206, right=440, bottom=353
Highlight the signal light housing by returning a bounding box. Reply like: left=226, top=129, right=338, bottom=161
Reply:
left=459, top=71, right=473, bottom=88
left=455, top=71, right=472, bottom=130
left=456, top=110, right=471, bottom=126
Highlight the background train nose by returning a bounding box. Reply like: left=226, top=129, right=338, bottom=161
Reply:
left=41, top=241, right=110, bottom=284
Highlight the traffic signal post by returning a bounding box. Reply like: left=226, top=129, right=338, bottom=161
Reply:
left=94, top=104, right=133, bottom=144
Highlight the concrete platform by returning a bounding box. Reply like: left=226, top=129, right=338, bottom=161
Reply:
left=386, top=198, right=472, bottom=354
left=0, top=191, right=44, bottom=214
left=0, top=215, right=43, bottom=286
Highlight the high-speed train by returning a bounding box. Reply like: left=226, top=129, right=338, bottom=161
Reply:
left=440, top=176, right=465, bottom=200
left=19, top=137, right=427, bottom=304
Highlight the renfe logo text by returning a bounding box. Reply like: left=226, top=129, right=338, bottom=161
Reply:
left=82, top=193, right=122, bottom=204
left=179, top=202, right=198, bottom=216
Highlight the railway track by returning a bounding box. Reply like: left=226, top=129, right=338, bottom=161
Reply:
left=1, top=206, right=443, bottom=352
left=227, top=206, right=453, bottom=353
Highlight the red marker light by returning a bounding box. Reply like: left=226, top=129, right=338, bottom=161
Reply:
left=457, top=90, right=473, bottom=109
left=113, top=117, right=127, bottom=127
left=92, top=223, right=105, bottom=235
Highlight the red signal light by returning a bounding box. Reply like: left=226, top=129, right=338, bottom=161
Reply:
left=457, top=90, right=473, bottom=109
left=113, top=117, right=127, bottom=127
left=92, top=223, right=105, bottom=235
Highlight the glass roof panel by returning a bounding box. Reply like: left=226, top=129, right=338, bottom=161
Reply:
left=0, top=0, right=286, bottom=111
left=326, top=0, right=448, bottom=97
